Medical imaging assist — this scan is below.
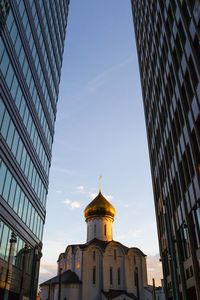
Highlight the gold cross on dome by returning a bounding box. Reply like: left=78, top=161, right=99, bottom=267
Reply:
left=99, top=175, right=102, bottom=192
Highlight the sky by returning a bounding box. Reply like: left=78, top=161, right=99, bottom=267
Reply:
left=39, top=0, right=163, bottom=286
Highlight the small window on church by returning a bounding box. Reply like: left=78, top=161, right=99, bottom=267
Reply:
left=110, top=267, right=113, bottom=285
left=114, top=249, right=117, bottom=260
left=118, top=267, right=121, bottom=285
left=104, top=224, right=106, bottom=236
left=93, top=266, right=96, bottom=284
left=93, top=250, right=95, bottom=261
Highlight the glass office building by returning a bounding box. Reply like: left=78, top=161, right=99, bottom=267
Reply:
left=0, top=0, right=69, bottom=299
left=131, top=1, right=200, bottom=299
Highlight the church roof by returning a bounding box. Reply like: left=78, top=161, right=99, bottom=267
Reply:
left=84, top=191, right=116, bottom=220
left=40, top=269, right=82, bottom=287
left=102, top=289, right=138, bottom=299
left=83, top=238, right=130, bottom=253
left=62, top=239, right=146, bottom=257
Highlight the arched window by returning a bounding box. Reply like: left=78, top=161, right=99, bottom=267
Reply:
left=104, top=224, right=106, bottom=236
left=118, top=267, right=121, bottom=285
left=93, top=250, right=95, bottom=261
left=110, top=267, right=113, bottom=285
left=93, top=266, right=96, bottom=284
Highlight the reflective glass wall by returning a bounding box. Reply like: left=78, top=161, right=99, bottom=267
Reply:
left=0, top=1, right=69, bottom=299
left=131, top=1, right=200, bottom=299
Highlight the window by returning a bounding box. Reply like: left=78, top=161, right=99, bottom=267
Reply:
left=0, top=223, right=10, bottom=261
left=1, top=110, right=10, bottom=140
left=92, top=267, right=96, bottom=284
left=0, top=161, right=7, bottom=195
left=118, top=268, right=121, bottom=285
left=110, top=267, right=113, bottom=285
left=8, top=177, right=17, bottom=208
left=2, top=170, right=12, bottom=201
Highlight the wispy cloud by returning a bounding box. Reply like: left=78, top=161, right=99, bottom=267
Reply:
left=75, top=185, right=85, bottom=194
left=77, top=185, right=84, bottom=191
left=63, top=199, right=81, bottom=209
left=85, top=56, right=134, bottom=93
left=59, top=56, right=134, bottom=115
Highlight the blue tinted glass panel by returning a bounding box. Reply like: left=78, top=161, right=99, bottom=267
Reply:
left=2, top=170, right=12, bottom=201
left=0, top=162, right=7, bottom=195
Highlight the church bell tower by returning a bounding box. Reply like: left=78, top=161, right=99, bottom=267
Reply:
left=84, top=192, right=116, bottom=242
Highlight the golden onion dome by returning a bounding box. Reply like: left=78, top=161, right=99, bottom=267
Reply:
left=84, top=192, right=116, bottom=220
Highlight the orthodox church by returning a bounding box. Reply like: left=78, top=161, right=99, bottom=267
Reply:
left=40, top=191, right=150, bottom=300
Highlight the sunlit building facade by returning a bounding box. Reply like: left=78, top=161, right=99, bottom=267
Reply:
left=131, top=1, right=200, bottom=299
left=0, top=0, right=69, bottom=299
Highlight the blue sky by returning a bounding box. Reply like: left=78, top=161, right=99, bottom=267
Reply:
left=39, top=0, right=163, bottom=285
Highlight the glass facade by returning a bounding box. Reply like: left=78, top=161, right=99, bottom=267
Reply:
left=0, top=0, right=69, bottom=299
left=131, top=1, right=200, bottom=299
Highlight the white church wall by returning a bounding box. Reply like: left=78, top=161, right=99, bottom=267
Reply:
left=65, top=246, right=74, bottom=271
left=125, top=251, right=135, bottom=294
left=103, top=244, right=113, bottom=291
left=61, top=283, right=81, bottom=300
left=102, top=294, right=136, bottom=300
left=40, top=284, right=56, bottom=300
left=40, top=285, right=48, bottom=300
left=86, top=217, right=113, bottom=242
left=74, top=247, right=82, bottom=279
left=102, top=243, right=126, bottom=292
left=142, top=255, right=148, bottom=286
left=136, top=253, right=147, bottom=300
left=81, top=246, right=102, bottom=300
left=51, top=284, right=81, bottom=300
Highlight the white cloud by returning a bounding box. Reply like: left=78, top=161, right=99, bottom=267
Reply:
left=63, top=199, right=81, bottom=209
left=75, top=185, right=85, bottom=194
left=77, top=185, right=84, bottom=191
